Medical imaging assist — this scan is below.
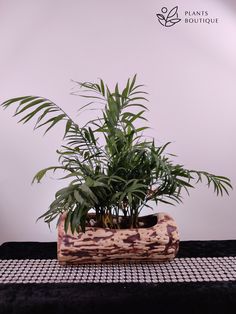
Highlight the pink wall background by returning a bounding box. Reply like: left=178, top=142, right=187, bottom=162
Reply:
left=0, top=0, right=235, bottom=243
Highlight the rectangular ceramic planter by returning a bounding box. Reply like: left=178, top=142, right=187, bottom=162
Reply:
left=57, top=212, right=179, bottom=264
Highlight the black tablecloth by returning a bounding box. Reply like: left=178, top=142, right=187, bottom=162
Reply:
left=0, top=240, right=236, bottom=314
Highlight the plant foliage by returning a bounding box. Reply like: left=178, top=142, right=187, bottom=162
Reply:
left=1, top=75, right=232, bottom=233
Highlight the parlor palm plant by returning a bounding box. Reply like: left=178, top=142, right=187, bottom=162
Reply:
left=1, top=75, right=232, bottom=234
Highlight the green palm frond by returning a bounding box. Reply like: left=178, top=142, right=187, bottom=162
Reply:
left=1, top=75, right=232, bottom=233
left=2, top=96, right=71, bottom=134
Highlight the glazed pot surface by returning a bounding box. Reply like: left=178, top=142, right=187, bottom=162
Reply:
left=57, top=212, right=179, bottom=264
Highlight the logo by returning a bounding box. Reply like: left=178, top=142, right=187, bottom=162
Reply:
left=156, top=6, right=181, bottom=27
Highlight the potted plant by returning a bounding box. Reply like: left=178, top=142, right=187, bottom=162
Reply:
left=1, top=75, right=232, bottom=264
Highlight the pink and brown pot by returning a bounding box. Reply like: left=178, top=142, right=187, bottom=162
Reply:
left=57, top=212, right=179, bottom=264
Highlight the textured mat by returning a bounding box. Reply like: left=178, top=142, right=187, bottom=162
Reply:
left=1, top=256, right=235, bottom=283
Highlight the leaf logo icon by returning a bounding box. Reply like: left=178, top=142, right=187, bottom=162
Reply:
left=156, top=6, right=181, bottom=27
left=167, top=6, right=178, bottom=19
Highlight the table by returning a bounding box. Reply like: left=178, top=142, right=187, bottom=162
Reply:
left=0, top=240, right=236, bottom=314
